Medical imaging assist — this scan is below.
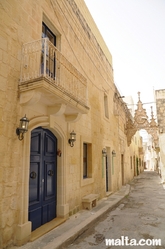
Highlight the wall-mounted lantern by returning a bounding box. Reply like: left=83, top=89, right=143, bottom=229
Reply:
left=68, top=130, right=76, bottom=147
left=16, top=114, right=29, bottom=140
left=102, top=148, right=107, bottom=157
left=112, top=150, right=116, bottom=157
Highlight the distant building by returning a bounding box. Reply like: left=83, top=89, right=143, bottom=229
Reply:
left=142, top=133, right=157, bottom=171
left=155, top=89, right=165, bottom=181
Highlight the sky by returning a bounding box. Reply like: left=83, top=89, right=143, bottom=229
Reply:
left=84, top=0, right=165, bottom=115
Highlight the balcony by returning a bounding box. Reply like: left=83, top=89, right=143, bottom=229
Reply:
left=19, top=38, right=89, bottom=119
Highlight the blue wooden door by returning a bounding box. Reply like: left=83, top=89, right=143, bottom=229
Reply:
left=29, top=127, right=57, bottom=231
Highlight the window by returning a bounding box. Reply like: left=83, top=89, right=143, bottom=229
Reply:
left=83, top=143, right=92, bottom=178
left=104, top=94, right=109, bottom=118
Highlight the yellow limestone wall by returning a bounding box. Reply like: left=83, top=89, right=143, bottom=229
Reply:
left=0, top=0, right=143, bottom=247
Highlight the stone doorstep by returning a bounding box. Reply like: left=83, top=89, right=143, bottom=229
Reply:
left=30, top=217, right=66, bottom=242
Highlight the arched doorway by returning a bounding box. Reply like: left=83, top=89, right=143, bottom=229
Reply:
left=28, top=127, right=57, bottom=231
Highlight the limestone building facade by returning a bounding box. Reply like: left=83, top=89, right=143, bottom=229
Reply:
left=0, top=0, right=144, bottom=247
left=155, top=89, right=165, bottom=182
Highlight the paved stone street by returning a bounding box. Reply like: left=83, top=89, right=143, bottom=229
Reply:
left=64, top=171, right=165, bottom=249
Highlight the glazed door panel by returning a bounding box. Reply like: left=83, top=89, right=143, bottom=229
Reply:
left=29, top=128, right=57, bottom=231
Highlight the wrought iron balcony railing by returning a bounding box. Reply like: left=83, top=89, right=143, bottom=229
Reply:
left=20, top=38, right=88, bottom=108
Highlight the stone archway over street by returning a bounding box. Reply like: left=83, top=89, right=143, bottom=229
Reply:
left=125, top=92, right=158, bottom=146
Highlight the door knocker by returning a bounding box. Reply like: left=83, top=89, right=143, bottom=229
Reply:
left=48, top=170, right=54, bottom=176
left=30, top=171, right=37, bottom=179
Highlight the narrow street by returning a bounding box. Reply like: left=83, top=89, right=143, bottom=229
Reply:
left=64, top=171, right=165, bottom=249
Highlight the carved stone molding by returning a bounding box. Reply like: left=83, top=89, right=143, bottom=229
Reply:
left=125, top=92, right=158, bottom=146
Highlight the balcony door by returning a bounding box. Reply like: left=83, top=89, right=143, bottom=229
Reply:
left=42, top=22, right=56, bottom=78
left=28, top=127, right=57, bottom=231
left=42, top=22, right=56, bottom=45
